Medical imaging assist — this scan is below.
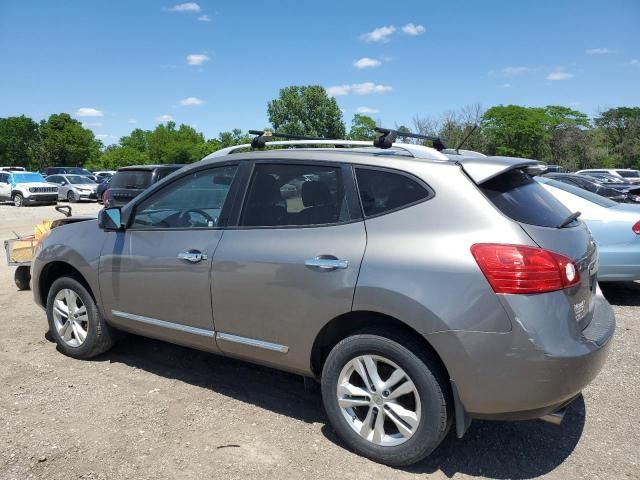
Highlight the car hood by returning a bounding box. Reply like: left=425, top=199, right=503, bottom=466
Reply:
left=13, top=181, right=59, bottom=189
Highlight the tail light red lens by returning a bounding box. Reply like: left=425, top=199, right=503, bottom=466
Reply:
left=633, top=221, right=640, bottom=235
left=471, top=243, right=581, bottom=294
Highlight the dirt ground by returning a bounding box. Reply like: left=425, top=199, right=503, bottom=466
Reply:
left=1, top=201, right=638, bottom=480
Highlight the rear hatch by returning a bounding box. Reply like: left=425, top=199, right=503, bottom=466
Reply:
left=108, top=169, right=154, bottom=206
left=462, top=158, right=597, bottom=330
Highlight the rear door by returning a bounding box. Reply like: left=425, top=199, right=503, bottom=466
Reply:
left=0, top=173, right=9, bottom=200
left=211, top=160, right=366, bottom=373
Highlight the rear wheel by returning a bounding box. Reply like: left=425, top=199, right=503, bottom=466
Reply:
left=13, top=193, right=24, bottom=207
left=46, top=276, right=116, bottom=358
left=321, top=331, right=451, bottom=466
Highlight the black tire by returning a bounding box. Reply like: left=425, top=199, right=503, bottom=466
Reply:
left=321, top=329, right=451, bottom=467
left=14, top=266, right=31, bottom=290
left=67, top=191, right=77, bottom=203
left=46, top=276, right=116, bottom=359
left=13, top=193, right=24, bottom=207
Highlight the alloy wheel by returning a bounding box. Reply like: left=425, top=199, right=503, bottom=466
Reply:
left=336, top=355, right=421, bottom=447
left=52, top=288, right=88, bottom=347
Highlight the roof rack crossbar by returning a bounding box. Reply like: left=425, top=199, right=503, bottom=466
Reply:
left=374, top=127, right=447, bottom=151
left=249, top=130, right=331, bottom=148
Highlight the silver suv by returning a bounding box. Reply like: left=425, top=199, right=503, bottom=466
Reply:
left=31, top=137, right=615, bottom=466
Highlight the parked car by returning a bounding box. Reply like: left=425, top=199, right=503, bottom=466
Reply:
left=0, top=166, right=27, bottom=172
left=104, top=164, right=184, bottom=208
left=93, top=170, right=116, bottom=180
left=580, top=172, right=640, bottom=192
left=544, top=165, right=566, bottom=173
left=96, top=177, right=111, bottom=204
left=0, top=171, right=58, bottom=206
left=543, top=173, right=640, bottom=203
left=576, top=168, right=640, bottom=184
left=32, top=139, right=614, bottom=467
left=537, top=176, right=640, bottom=281
left=46, top=174, right=98, bottom=202
left=44, top=167, right=98, bottom=182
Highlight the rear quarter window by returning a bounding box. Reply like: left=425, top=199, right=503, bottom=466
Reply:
left=480, top=169, right=573, bottom=227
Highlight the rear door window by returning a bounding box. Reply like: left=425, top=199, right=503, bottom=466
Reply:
left=480, top=169, right=573, bottom=227
left=355, top=168, right=432, bottom=217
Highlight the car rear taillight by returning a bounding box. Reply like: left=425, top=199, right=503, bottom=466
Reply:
left=633, top=221, right=640, bottom=235
left=471, top=244, right=580, bottom=294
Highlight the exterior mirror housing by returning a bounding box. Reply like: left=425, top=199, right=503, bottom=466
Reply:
left=98, top=207, right=124, bottom=231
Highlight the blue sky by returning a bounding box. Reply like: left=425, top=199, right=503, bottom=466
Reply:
left=1, top=0, right=638, bottom=144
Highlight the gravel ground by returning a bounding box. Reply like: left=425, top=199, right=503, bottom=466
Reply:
left=0, top=201, right=638, bottom=480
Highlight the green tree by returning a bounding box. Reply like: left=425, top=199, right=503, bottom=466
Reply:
left=146, top=121, right=207, bottom=164
left=481, top=105, right=551, bottom=159
left=120, top=128, right=150, bottom=153
left=0, top=115, right=41, bottom=170
left=39, top=113, right=102, bottom=168
left=267, top=85, right=346, bottom=138
left=88, top=145, right=150, bottom=170
left=348, top=114, right=377, bottom=140
left=543, top=106, right=590, bottom=168
left=594, top=107, right=640, bottom=168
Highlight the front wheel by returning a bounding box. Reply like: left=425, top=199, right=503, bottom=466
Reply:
left=46, top=276, right=117, bottom=359
left=321, top=331, right=451, bottom=466
left=13, top=193, right=24, bottom=207
left=67, top=191, right=77, bottom=203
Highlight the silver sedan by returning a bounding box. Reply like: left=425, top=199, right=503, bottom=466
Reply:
left=46, top=174, right=98, bottom=202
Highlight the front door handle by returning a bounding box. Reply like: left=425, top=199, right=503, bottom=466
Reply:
left=178, top=250, right=208, bottom=263
left=305, top=256, right=349, bottom=271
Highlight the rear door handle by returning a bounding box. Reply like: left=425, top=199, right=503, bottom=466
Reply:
left=178, top=250, right=208, bottom=263
left=305, top=256, right=349, bottom=271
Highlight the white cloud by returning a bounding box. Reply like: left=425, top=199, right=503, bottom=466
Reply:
left=127, top=118, right=137, bottom=124
left=179, top=96, right=204, bottom=106
left=353, top=57, right=381, bottom=69
left=401, top=23, right=425, bottom=35
left=502, top=83, right=512, bottom=88
left=83, top=122, right=103, bottom=127
left=326, top=82, right=393, bottom=96
left=546, top=70, right=573, bottom=81
left=197, top=14, right=211, bottom=21
left=95, top=134, right=109, bottom=139
left=356, top=106, right=379, bottom=114
left=361, top=25, right=396, bottom=43
left=186, top=53, right=209, bottom=65
left=156, top=114, right=174, bottom=122
left=168, top=2, right=201, bottom=13
left=585, top=48, right=610, bottom=55
left=630, top=59, right=639, bottom=65
left=76, top=107, right=104, bottom=117
left=501, top=66, right=529, bottom=76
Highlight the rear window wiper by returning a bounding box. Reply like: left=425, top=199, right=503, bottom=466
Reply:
left=559, top=211, right=581, bottom=228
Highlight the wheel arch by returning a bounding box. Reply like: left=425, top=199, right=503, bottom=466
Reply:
left=38, top=261, right=96, bottom=307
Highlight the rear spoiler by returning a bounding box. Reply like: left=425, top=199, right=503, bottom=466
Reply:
left=455, top=156, right=547, bottom=184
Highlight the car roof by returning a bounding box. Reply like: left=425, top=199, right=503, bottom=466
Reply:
left=117, top=164, right=184, bottom=172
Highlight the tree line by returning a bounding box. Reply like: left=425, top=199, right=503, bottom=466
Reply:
left=0, top=85, right=638, bottom=172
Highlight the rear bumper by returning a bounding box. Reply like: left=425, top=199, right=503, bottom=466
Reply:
left=427, top=286, right=615, bottom=419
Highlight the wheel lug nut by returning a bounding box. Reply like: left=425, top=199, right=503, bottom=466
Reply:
left=383, top=390, right=390, bottom=397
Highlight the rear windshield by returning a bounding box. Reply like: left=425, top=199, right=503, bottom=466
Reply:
left=110, top=170, right=153, bottom=189
left=617, top=170, right=640, bottom=178
left=480, top=169, right=573, bottom=227
left=536, top=177, right=617, bottom=208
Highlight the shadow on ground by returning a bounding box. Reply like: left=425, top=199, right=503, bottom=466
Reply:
left=601, top=281, right=640, bottom=306
left=56, top=333, right=586, bottom=479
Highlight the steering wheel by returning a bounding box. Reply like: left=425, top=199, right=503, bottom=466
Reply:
left=177, top=209, right=215, bottom=227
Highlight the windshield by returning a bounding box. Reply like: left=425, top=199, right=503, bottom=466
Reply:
left=12, top=173, right=46, bottom=183
left=68, top=167, right=94, bottom=176
left=617, top=170, right=640, bottom=178
left=536, top=177, right=617, bottom=208
left=110, top=170, right=153, bottom=189
left=67, top=175, right=96, bottom=185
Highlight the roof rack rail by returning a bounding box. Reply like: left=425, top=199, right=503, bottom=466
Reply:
left=374, top=127, right=447, bottom=151
left=249, top=130, right=330, bottom=148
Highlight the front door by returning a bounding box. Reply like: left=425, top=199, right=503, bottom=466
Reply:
left=99, top=164, right=238, bottom=351
left=212, top=161, right=366, bottom=373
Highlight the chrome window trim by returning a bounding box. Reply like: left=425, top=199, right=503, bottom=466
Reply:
left=216, top=332, right=289, bottom=353
left=111, top=310, right=215, bottom=338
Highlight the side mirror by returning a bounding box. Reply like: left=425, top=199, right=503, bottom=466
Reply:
left=98, top=207, right=124, bottom=231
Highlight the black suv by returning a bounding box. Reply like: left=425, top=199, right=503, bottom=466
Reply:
left=104, top=164, right=184, bottom=208
left=543, top=172, right=640, bottom=203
